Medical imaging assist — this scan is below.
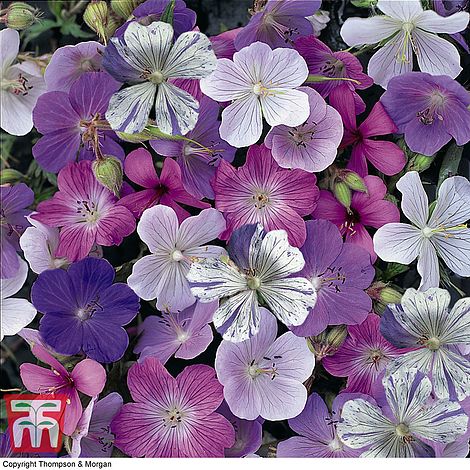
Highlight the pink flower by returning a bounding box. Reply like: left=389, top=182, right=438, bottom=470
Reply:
left=32, top=161, right=135, bottom=262
left=213, top=144, right=319, bottom=247
left=312, top=176, right=400, bottom=261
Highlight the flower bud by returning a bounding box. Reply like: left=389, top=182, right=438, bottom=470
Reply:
left=368, top=281, right=402, bottom=314
left=1, top=2, right=41, bottom=30
left=92, top=156, right=123, bottom=197
left=333, top=181, right=351, bottom=209
left=406, top=153, right=435, bottom=172
left=340, top=170, right=368, bottom=193
left=0, top=168, right=24, bottom=185
left=83, top=1, right=109, bottom=43
left=326, top=325, right=348, bottom=349
left=308, top=325, right=347, bottom=360
left=379, top=286, right=402, bottom=305
left=110, top=0, right=143, bottom=19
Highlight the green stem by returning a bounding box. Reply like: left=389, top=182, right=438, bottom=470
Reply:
left=304, top=74, right=361, bottom=85
left=437, top=143, right=463, bottom=194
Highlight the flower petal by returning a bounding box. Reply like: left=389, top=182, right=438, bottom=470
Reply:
left=415, top=10, right=469, bottom=34
left=341, top=16, right=401, bottom=46
left=417, top=238, right=440, bottom=291
left=396, top=171, right=429, bottom=228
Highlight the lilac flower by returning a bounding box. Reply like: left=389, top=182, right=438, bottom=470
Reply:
left=234, top=0, right=321, bottom=50
left=150, top=97, right=236, bottom=199
left=134, top=300, right=217, bottom=364
left=433, top=0, right=469, bottom=52
left=127, top=205, right=226, bottom=312
left=0, top=183, right=33, bottom=278
left=44, top=41, right=104, bottom=92
left=111, top=357, right=235, bottom=457
left=337, top=368, right=468, bottom=457
left=340, top=0, right=470, bottom=88
left=70, top=393, right=123, bottom=458
left=264, top=87, right=343, bottom=173
left=215, top=308, right=314, bottom=420
left=323, top=314, right=405, bottom=394
left=32, top=161, right=136, bottom=262
left=373, top=171, right=470, bottom=291
left=213, top=144, right=319, bottom=247
left=380, top=72, right=470, bottom=156
left=188, top=224, right=317, bottom=342
left=200, top=41, right=310, bottom=147
left=32, top=72, right=124, bottom=173
left=291, top=220, right=374, bottom=338
left=381, top=287, right=470, bottom=401
left=1, top=258, right=36, bottom=341
left=277, top=392, right=363, bottom=458
left=103, top=21, right=216, bottom=135
left=0, top=28, right=46, bottom=136
left=32, top=257, right=140, bottom=363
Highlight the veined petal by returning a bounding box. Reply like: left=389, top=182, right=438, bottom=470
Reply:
left=263, top=47, right=308, bottom=88
left=396, top=171, right=429, bottom=228
left=1, top=257, right=28, bottom=299
left=415, top=10, right=469, bottom=34
left=0, top=298, right=37, bottom=340
left=417, top=238, right=440, bottom=291
left=261, top=88, right=310, bottom=128
left=432, top=348, right=470, bottom=401
left=137, top=204, right=178, bottom=253
left=378, top=0, right=424, bottom=21
left=432, top=228, right=470, bottom=277
left=441, top=297, right=470, bottom=345
left=341, top=16, right=401, bottom=46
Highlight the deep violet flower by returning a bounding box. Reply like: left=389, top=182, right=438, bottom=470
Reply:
left=381, top=72, right=470, bottom=156
left=32, top=161, right=135, bottom=263
left=312, top=175, right=400, bottom=262
left=291, top=220, right=374, bottom=338
left=0, top=183, right=33, bottom=278
left=215, top=308, right=314, bottom=420
left=32, top=257, right=140, bottom=363
left=234, top=0, right=321, bottom=50
left=119, top=149, right=209, bottom=220
left=322, top=314, right=405, bottom=394
left=110, top=358, right=235, bottom=457
left=213, top=144, right=319, bottom=247
left=264, top=87, right=343, bottom=173
left=32, top=72, right=124, bottom=173
left=20, top=344, right=106, bottom=436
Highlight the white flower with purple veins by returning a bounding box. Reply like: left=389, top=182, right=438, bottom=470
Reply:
left=200, top=41, right=310, bottom=148
left=103, top=21, right=217, bottom=135
left=373, top=171, right=470, bottom=291
left=337, top=368, right=468, bottom=458
left=340, top=0, right=469, bottom=88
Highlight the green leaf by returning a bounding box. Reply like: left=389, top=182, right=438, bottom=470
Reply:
left=383, top=263, right=409, bottom=282
left=14, top=402, right=32, bottom=408
left=18, top=421, right=35, bottom=426
left=23, top=19, right=59, bottom=46
left=60, top=20, right=95, bottom=38
left=48, top=0, right=64, bottom=20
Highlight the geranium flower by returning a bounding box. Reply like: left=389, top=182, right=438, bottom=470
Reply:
left=0, top=258, right=37, bottom=341
left=373, top=171, right=470, bottom=290
left=432, top=0, right=469, bottom=51
left=32, top=161, right=136, bottom=262
left=381, top=287, right=470, bottom=401
left=323, top=314, right=405, bottom=394
left=215, top=308, right=314, bottom=420
left=119, top=149, right=209, bottom=220
left=277, top=392, right=363, bottom=458
left=0, top=28, right=46, bottom=136
left=234, top=0, right=321, bottom=50
left=264, top=87, right=343, bottom=173
left=380, top=72, right=470, bottom=156
left=32, top=257, right=140, bottom=363
left=20, top=344, right=106, bottom=435
left=127, top=205, right=226, bottom=312
left=110, top=357, right=235, bottom=457
left=188, top=224, right=317, bottom=342
left=313, top=175, right=400, bottom=261
left=134, top=300, right=217, bottom=364
left=213, top=144, right=318, bottom=247
left=337, top=368, right=468, bottom=457
left=150, top=97, right=236, bottom=200
left=103, top=21, right=216, bottom=135
left=200, top=41, right=310, bottom=148
left=340, top=0, right=470, bottom=88
left=291, top=220, right=374, bottom=337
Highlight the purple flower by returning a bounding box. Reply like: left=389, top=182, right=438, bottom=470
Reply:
left=32, top=161, right=136, bottom=262
left=381, top=72, right=470, bottom=156
left=134, top=300, right=217, bottom=364
left=234, top=0, right=321, bottom=50
left=215, top=308, right=314, bottom=420
left=323, top=314, right=405, bottom=394
left=32, top=72, right=124, bottom=173
left=213, top=144, right=319, bottom=247
left=277, top=392, right=363, bottom=457
left=291, top=220, right=374, bottom=337
left=111, top=357, right=235, bottom=457
left=31, top=257, right=140, bottom=363
left=433, top=0, right=469, bottom=52
left=264, top=87, right=343, bottom=173
left=0, top=183, right=33, bottom=278
left=150, top=97, right=236, bottom=200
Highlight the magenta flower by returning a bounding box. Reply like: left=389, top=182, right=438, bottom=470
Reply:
left=119, top=149, right=210, bottom=220
left=291, top=220, right=374, bottom=338
left=20, top=344, right=106, bottom=435
left=323, top=314, right=406, bottom=394
left=213, top=144, right=319, bottom=247
left=32, top=161, right=135, bottom=262
left=312, top=175, right=400, bottom=261
left=111, top=357, right=235, bottom=457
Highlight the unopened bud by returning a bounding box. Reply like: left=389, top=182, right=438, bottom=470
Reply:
left=341, top=170, right=368, bottom=193
left=333, top=181, right=351, bottom=209
left=326, top=325, right=348, bottom=349
left=92, top=156, right=123, bottom=197
left=111, top=0, right=143, bottom=19
left=368, top=281, right=402, bottom=314
left=0, top=168, right=24, bottom=185
left=1, top=2, right=41, bottom=30
left=308, top=325, right=347, bottom=360
left=407, top=153, right=436, bottom=172
left=379, top=286, right=402, bottom=305
left=83, top=1, right=109, bottom=43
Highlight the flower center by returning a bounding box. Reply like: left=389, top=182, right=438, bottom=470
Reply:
left=328, top=434, right=343, bottom=452
left=252, top=82, right=266, bottom=96
left=163, top=407, right=184, bottom=428
left=311, top=276, right=322, bottom=291
left=319, top=266, right=347, bottom=293
left=289, top=123, right=316, bottom=148
left=246, top=275, right=261, bottom=290
left=425, top=336, right=441, bottom=350
left=148, top=70, right=165, bottom=84
left=171, top=249, right=185, bottom=262
left=1, top=73, right=33, bottom=95
left=75, top=298, right=103, bottom=321
left=368, top=348, right=385, bottom=369
left=76, top=199, right=101, bottom=224
left=252, top=190, right=270, bottom=209
left=395, top=423, right=410, bottom=437
left=416, top=90, right=447, bottom=125
left=247, top=358, right=279, bottom=380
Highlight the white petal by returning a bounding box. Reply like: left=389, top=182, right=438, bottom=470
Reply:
left=396, top=171, right=429, bottom=228
left=441, top=297, right=470, bottom=345
left=261, top=88, right=310, bottom=128
left=417, top=238, right=440, bottom=291
left=415, top=10, right=469, bottom=34
left=432, top=229, right=470, bottom=277
left=432, top=348, right=470, bottom=401
left=387, top=348, right=433, bottom=375
left=1, top=28, right=20, bottom=68
left=262, top=48, right=308, bottom=89
left=1, top=298, right=37, bottom=341
left=1, top=258, right=28, bottom=299
left=341, top=16, right=402, bottom=46
left=377, top=0, right=424, bottom=21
